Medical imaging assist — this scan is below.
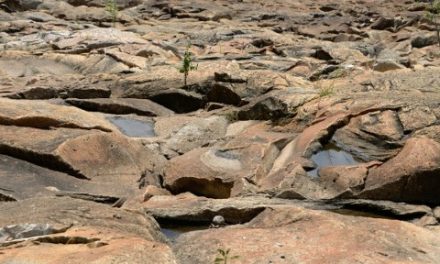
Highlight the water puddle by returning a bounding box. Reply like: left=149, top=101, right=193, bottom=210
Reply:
left=307, top=143, right=360, bottom=177
left=107, top=116, right=155, bottom=137
left=160, top=223, right=210, bottom=241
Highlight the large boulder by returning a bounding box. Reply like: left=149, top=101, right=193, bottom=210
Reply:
left=332, top=110, right=404, bottom=161
left=360, top=137, right=440, bottom=204
left=0, top=125, right=166, bottom=194
left=162, top=123, right=293, bottom=198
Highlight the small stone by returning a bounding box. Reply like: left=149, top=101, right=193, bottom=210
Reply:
left=212, top=215, right=225, bottom=226
left=373, top=60, right=405, bottom=72
left=87, top=241, right=109, bottom=248
left=45, top=186, right=60, bottom=192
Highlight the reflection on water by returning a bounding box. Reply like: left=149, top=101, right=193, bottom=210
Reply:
left=308, top=143, right=360, bottom=177
left=107, top=116, right=155, bottom=137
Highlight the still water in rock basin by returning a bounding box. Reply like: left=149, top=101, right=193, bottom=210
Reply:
left=107, top=116, right=156, bottom=137
left=161, top=224, right=210, bottom=240
left=308, top=143, right=360, bottom=177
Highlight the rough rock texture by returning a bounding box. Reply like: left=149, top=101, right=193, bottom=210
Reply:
left=174, top=207, right=440, bottom=264
left=360, top=137, right=440, bottom=204
left=0, top=197, right=177, bottom=264
left=2, top=0, right=440, bottom=262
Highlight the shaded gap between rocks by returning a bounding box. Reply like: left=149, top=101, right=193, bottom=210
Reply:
left=65, top=100, right=160, bottom=116
left=35, top=236, right=100, bottom=245
left=328, top=205, right=427, bottom=221
left=153, top=207, right=266, bottom=225
left=154, top=207, right=266, bottom=240
left=55, top=192, right=121, bottom=206
left=165, top=177, right=234, bottom=199
left=0, top=117, right=112, bottom=132
left=0, top=193, right=16, bottom=202
left=0, top=144, right=89, bottom=180
left=149, top=93, right=204, bottom=114
left=325, top=199, right=430, bottom=221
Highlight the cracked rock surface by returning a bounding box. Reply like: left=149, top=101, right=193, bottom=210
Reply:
left=1, top=0, right=440, bottom=263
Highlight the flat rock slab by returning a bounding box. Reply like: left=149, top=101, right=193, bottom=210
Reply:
left=0, top=57, right=77, bottom=78
left=174, top=206, right=440, bottom=264
left=0, top=197, right=177, bottom=264
left=0, top=73, right=112, bottom=100
left=0, top=98, right=115, bottom=131
left=162, top=123, right=293, bottom=198
left=0, top=125, right=167, bottom=184
left=0, top=154, right=142, bottom=201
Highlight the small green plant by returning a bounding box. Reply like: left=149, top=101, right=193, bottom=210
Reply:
left=105, top=0, right=118, bottom=27
left=214, top=248, right=239, bottom=264
left=179, top=42, right=198, bottom=87
left=425, top=0, right=440, bottom=47
left=316, top=81, right=335, bottom=97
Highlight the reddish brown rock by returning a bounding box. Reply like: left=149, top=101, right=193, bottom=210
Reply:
left=361, top=137, right=440, bottom=204
left=163, top=123, right=293, bottom=198
left=143, top=185, right=172, bottom=202
left=0, top=98, right=115, bottom=131
left=0, top=197, right=176, bottom=264
left=332, top=110, right=404, bottom=161
left=174, top=206, right=440, bottom=264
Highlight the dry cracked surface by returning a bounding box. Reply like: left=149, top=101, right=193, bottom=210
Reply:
left=1, top=0, right=440, bottom=263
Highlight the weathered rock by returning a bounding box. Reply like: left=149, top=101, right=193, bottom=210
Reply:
left=371, top=17, right=395, bottom=30
left=0, top=197, right=177, bottom=263
left=0, top=98, right=115, bottom=131
left=0, top=125, right=167, bottom=192
left=373, top=60, right=405, bottom=72
left=2, top=0, right=440, bottom=262
left=143, top=185, right=171, bottom=202
left=163, top=123, right=293, bottom=198
left=0, top=154, right=120, bottom=201
left=361, top=137, right=440, bottom=204
left=158, top=115, right=229, bottom=155
left=333, top=110, right=404, bottom=161
left=236, top=88, right=317, bottom=120
left=0, top=73, right=112, bottom=100
left=141, top=194, right=270, bottom=224
left=398, top=106, right=437, bottom=133
left=53, top=28, right=148, bottom=52
left=174, top=206, right=440, bottom=264
left=411, top=35, right=438, bottom=48
left=318, top=162, right=380, bottom=194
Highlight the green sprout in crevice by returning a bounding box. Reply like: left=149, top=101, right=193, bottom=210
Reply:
left=105, top=0, right=118, bottom=27
left=214, top=248, right=239, bottom=264
left=179, top=42, right=198, bottom=87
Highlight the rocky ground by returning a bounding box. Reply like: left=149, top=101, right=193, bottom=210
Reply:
left=1, top=0, right=440, bottom=263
